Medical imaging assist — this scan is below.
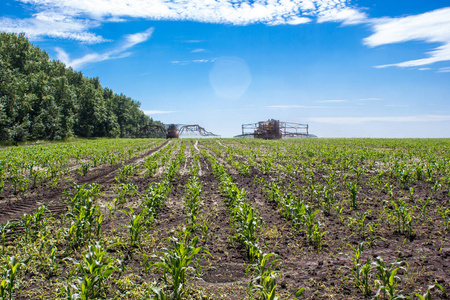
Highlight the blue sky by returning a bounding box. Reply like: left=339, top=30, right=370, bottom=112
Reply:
left=1, top=0, right=450, bottom=138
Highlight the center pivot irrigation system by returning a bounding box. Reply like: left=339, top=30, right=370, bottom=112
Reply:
left=234, top=119, right=317, bottom=139
left=134, top=124, right=220, bottom=139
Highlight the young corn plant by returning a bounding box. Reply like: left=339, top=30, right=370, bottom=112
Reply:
left=148, top=227, right=211, bottom=300
left=124, top=208, right=150, bottom=248
left=321, top=185, right=336, bottom=217
left=33, top=234, right=61, bottom=277
left=415, top=164, right=424, bottom=181
left=311, top=222, right=327, bottom=251
left=115, top=164, right=138, bottom=183
left=416, top=197, right=430, bottom=222
left=20, top=205, right=48, bottom=242
left=0, top=180, right=4, bottom=198
left=65, top=241, right=123, bottom=300
left=399, top=169, right=412, bottom=188
left=247, top=251, right=280, bottom=300
left=372, top=256, right=407, bottom=300
left=347, top=210, right=376, bottom=239
left=66, top=199, right=103, bottom=249
left=80, top=161, right=91, bottom=176
left=384, top=184, right=396, bottom=201
left=184, top=176, right=203, bottom=232
left=142, top=180, right=171, bottom=217
left=0, top=222, right=11, bottom=256
left=233, top=203, right=263, bottom=261
left=388, top=199, right=414, bottom=236
left=415, top=284, right=445, bottom=300
left=358, top=258, right=373, bottom=297
left=347, top=241, right=366, bottom=288
left=0, top=256, right=31, bottom=300
left=114, top=183, right=138, bottom=209
left=67, top=183, right=102, bottom=215
left=439, top=207, right=450, bottom=231
left=347, top=181, right=359, bottom=209
left=303, top=206, right=325, bottom=249
left=262, top=158, right=273, bottom=175
left=144, top=159, right=158, bottom=177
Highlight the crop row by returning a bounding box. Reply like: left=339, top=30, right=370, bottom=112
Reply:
left=0, top=138, right=165, bottom=197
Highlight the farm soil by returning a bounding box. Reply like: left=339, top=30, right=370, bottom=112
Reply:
left=0, top=141, right=169, bottom=224
left=198, top=143, right=450, bottom=299
left=2, top=140, right=449, bottom=299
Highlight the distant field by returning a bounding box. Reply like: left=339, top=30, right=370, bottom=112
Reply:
left=0, top=138, right=449, bottom=299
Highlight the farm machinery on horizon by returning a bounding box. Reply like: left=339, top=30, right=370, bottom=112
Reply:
left=234, top=119, right=317, bottom=139
left=133, top=123, right=220, bottom=139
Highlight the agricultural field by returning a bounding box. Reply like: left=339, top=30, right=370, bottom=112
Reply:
left=0, top=138, right=449, bottom=299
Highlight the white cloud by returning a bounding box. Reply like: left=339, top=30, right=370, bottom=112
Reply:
left=266, top=105, right=341, bottom=109
left=308, top=115, right=450, bottom=124
left=9, top=0, right=365, bottom=28
left=0, top=0, right=375, bottom=48
left=0, top=12, right=105, bottom=43
left=317, top=7, right=367, bottom=25
left=171, top=58, right=217, bottom=65
left=143, top=110, right=177, bottom=115
left=56, top=27, right=153, bottom=68
left=365, top=7, right=450, bottom=68
left=124, top=28, right=154, bottom=48
left=191, top=48, right=206, bottom=53
left=285, top=17, right=312, bottom=25
left=438, top=67, right=450, bottom=73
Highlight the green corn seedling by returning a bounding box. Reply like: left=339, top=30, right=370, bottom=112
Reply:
left=415, top=284, right=444, bottom=300
left=347, top=182, right=359, bottom=209
left=372, top=256, right=406, bottom=300
left=65, top=241, right=123, bottom=299
left=247, top=252, right=280, bottom=300
left=0, top=222, right=11, bottom=256
left=358, top=258, right=373, bottom=297
left=149, top=228, right=211, bottom=300
left=0, top=256, right=30, bottom=300
left=439, top=207, right=450, bottom=231
left=80, top=161, right=90, bottom=176
left=125, top=208, right=149, bottom=248
left=347, top=241, right=366, bottom=285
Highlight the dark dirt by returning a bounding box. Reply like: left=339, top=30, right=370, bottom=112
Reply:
left=5, top=139, right=450, bottom=299
left=198, top=141, right=450, bottom=299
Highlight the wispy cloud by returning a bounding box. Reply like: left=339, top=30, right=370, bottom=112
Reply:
left=266, top=105, right=342, bottom=109
left=56, top=27, right=154, bottom=68
left=190, top=48, right=206, bottom=53
left=308, top=115, right=450, bottom=124
left=317, top=7, right=367, bottom=25
left=365, top=7, right=450, bottom=68
left=124, top=27, right=154, bottom=48
left=171, top=58, right=217, bottom=65
left=438, top=67, right=450, bottom=73
left=143, top=110, right=177, bottom=115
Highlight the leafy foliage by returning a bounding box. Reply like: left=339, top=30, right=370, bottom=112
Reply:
left=0, top=32, right=164, bottom=142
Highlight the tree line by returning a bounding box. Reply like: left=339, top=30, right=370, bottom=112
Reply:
left=0, top=32, right=165, bottom=143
